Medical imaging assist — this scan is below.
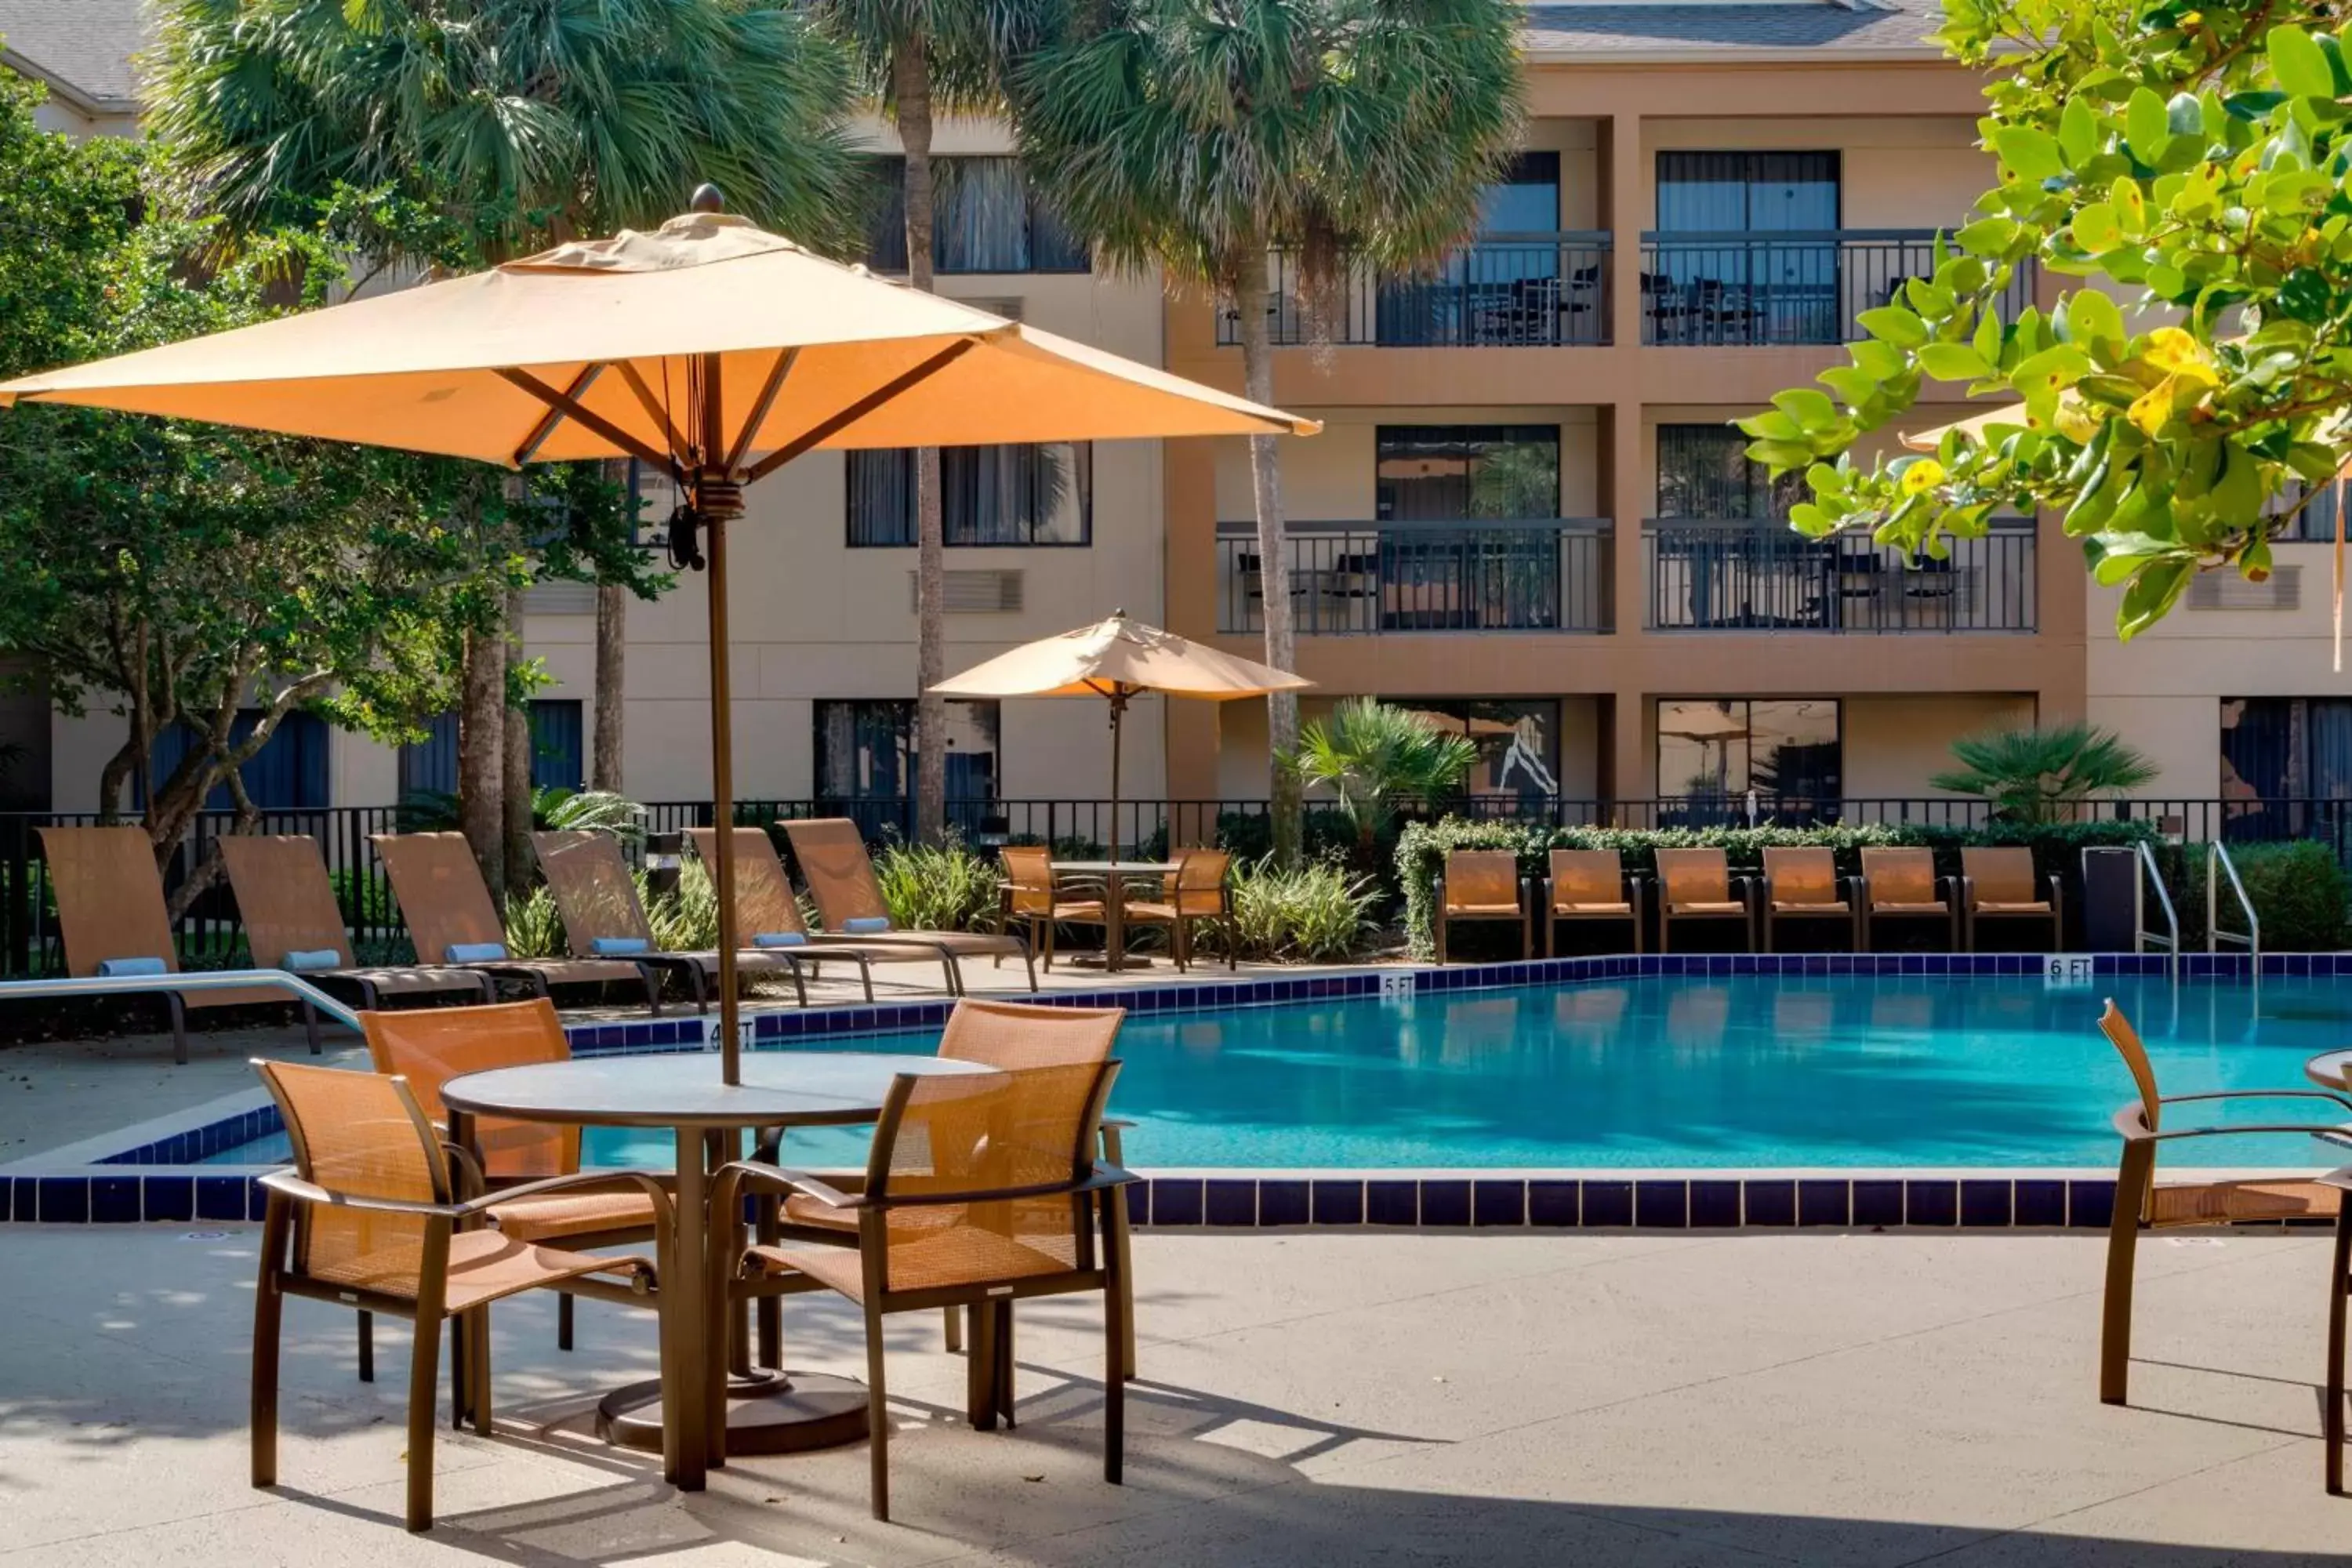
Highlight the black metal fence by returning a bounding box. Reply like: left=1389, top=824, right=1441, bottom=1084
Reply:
left=1217, top=234, right=1615, bottom=348
left=1644, top=519, right=2037, bottom=634
left=1639, top=230, right=2038, bottom=348
left=1217, top=521, right=1613, bottom=635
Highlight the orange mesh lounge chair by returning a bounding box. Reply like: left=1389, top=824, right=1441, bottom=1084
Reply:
left=1859, top=848, right=1958, bottom=950
left=709, top=1058, right=1133, bottom=1520
left=220, top=835, right=493, bottom=1051
left=249, top=1058, right=664, bottom=1532
left=2097, top=1000, right=2351, bottom=1421
left=533, top=829, right=808, bottom=1011
left=1544, top=849, right=1642, bottom=956
left=364, top=998, right=667, bottom=1371
left=782, top=818, right=1036, bottom=993
left=39, top=825, right=280, bottom=1064
left=1653, top=848, right=1755, bottom=954
left=1123, top=848, right=1238, bottom=972
left=372, top=832, right=658, bottom=1009
left=1760, top=846, right=1860, bottom=953
left=1435, top=849, right=1529, bottom=964
left=1961, top=846, right=2063, bottom=953
left=685, top=826, right=943, bottom=1001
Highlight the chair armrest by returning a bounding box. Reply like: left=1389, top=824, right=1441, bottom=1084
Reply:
left=1956, top=873, right=1976, bottom=911
left=1101, top=1116, right=1136, bottom=1131
left=1074, top=1161, right=1141, bottom=1194
left=711, top=1159, right=865, bottom=1211
left=260, top=1169, right=463, bottom=1218
left=458, top=1168, right=676, bottom=1227
left=1433, top=875, right=1448, bottom=915
left=2161, top=1088, right=2352, bottom=1112
left=2112, top=1103, right=2352, bottom=1143
left=443, top=1142, right=487, bottom=1203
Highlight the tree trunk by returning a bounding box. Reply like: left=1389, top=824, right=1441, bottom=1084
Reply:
left=502, top=584, right=535, bottom=892
left=593, top=581, right=626, bottom=793
left=459, top=617, right=506, bottom=899
left=1236, top=246, right=1301, bottom=866
left=898, top=45, right=950, bottom=847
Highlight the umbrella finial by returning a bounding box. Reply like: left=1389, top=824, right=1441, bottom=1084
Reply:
left=689, top=183, right=726, bottom=213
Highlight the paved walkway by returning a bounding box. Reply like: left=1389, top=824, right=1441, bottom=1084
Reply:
left=3, top=1226, right=2350, bottom=1564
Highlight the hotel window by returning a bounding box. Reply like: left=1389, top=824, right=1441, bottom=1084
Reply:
left=866, top=158, right=1091, bottom=274
left=814, top=699, right=1000, bottom=804
left=397, top=700, right=584, bottom=800
left=846, top=442, right=1091, bottom=547
left=1388, top=699, right=1561, bottom=804
left=1655, top=425, right=1807, bottom=521
left=1374, top=153, right=1566, bottom=347
left=1654, top=151, right=1841, bottom=343
left=146, top=709, right=329, bottom=810
left=1657, top=699, right=1841, bottom=803
left=2221, top=699, right=2352, bottom=800
left=1656, top=151, right=1840, bottom=233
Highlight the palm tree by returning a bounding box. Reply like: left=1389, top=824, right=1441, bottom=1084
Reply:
left=150, top=0, right=860, bottom=893
left=1284, top=698, right=1479, bottom=861
left=807, top=0, right=1054, bottom=845
left=1931, top=724, right=2159, bottom=824
left=1014, top=0, right=1523, bottom=862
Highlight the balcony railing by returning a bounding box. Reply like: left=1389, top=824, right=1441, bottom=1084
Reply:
left=1644, top=519, right=2037, bottom=633
left=1639, top=230, right=2038, bottom=347
left=1216, top=234, right=1613, bottom=348
left=1216, top=520, right=1613, bottom=635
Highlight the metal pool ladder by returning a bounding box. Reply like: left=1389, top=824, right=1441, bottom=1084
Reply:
left=2135, top=840, right=2180, bottom=987
left=2206, top=840, right=2259, bottom=993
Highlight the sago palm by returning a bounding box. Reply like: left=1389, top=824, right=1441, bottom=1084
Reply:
left=1930, top=724, right=2158, bottom=823
left=1285, top=698, right=1480, bottom=855
left=1013, top=0, right=1523, bottom=862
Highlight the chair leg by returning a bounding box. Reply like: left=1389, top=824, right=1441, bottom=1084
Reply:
left=943, top=1305, right=963, bottom=1355
left=1103, top=1125, right=1138, bottom=1382
left=450, top=1314, right=468, bottom=1431
left=251, top=1198, right=289, bottom=1491
left=1104, top=1200, right=1126, bottom=1486
left=788, top=956, right=809, bottom=1007
left=469, top=1307, right=493, bottom=1436
left=301, top=1002, right=322, bottom=1056
left=358, top=1310, right=374, bottom=1382
left=557, top=1291, right=574, bottom=1352
left=2101, top=1141, right=2152, bottom=1406
left=2330, top=1200, right=2352, bottom=1494
left=996, top=1304, right=1016, bottom=1429
left=407, top=1310, right=443, bottom=1532
left=166, top=991, right=190, bottom=1066
left=865, top=1303, right=892, bottom=1522
left=1435, top=916, right=1448, bottom=966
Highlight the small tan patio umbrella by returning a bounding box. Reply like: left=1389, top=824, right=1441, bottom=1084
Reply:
left=931, top=609, right=1312, bottom=862
left=0, top=193, right=1319, bottom=1083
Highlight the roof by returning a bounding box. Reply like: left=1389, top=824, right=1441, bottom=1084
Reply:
left=1519, top=0, right=1946, bottom=60
left=0, top=0, right=148, bottom=111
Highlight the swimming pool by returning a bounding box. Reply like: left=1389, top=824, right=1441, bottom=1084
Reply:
left=205, top=973, right=2352, bottom=1170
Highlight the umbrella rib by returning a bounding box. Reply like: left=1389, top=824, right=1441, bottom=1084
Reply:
left=741, top=338, right=981, bottom=484
left=724, top=348, right=799, bottom=474
left=511, top=364, right=605, bottom=466
left=495, top=367, right=669, bottom=468
left=615, top=361, right=693, bottom=469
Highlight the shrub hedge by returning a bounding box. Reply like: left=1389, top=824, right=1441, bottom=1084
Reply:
left=2178, top=838, right=2352, bottom=953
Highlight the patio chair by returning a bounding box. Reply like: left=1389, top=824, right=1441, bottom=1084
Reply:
left=38, top=825, right=281, bottom=1065
left=363, top=997, right=668, bottom=1373
left=687, top=826, right=960, bottom=1001
left=1123, top=848, right=1238, bottom=972
left=249, top=1057, right=664, bottom=1532
left=1858, top=848, right=1958, bottom=950
left=999, top=844, right=1112, bottom=971
left=708, top=1058, right=1132, bottom=1519
left=1544, top=848, right=1642, bottom=956
left=1960, top=847, right=2062, bottom=952
left=220, top=834, right=493, bottom=1051
left=782, top=818, right=1036, bottom=994
left=1760, top=846, right=1860, bottom=953
left=372, top=832, right=659, bottom=1010
left=1434, top=849, right=1530, bottom=964
left=533, top=829, right=809, bottom=1012
left=1653, top=848, right=1755, bottom=953
left=2096, top=1000, right=2350, bottom=1413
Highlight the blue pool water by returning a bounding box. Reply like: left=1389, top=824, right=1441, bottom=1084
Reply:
left=205, top=975, right=2352, bottom=1170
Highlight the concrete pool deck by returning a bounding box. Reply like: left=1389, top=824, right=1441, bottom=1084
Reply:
left=2, top=1225, right=2351, bottom=1564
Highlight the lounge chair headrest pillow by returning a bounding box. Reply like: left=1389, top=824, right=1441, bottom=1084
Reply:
left=842, top=916, right=892, bottom=935
left=590, top=936, right=651, bottom=956
left=751, top=931, right=807, bottom=948
left=447, top=942, right=508, bottom=963
left=96, top=956, right=168, bottom=978
left=282, top=949, right=342, bottom=971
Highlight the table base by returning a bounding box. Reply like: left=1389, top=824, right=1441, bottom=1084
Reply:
left=1062, top=953, right=1157, bottom=971
left=596, top=1369, right=869, bottom=1456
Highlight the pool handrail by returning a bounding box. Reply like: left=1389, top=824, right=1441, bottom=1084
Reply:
left=2134, top=841, right=2180, bottom=986
left=0, top=969, right=364, bottom=1033
left=2206, top=841, right=2259, bottom=956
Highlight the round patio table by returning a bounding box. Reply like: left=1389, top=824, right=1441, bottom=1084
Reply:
left=1050, top=858, right=1181, bottom=971
left=439, top=1050, right=987, bottom=1492
left=2307, top=1051, right=2352, bottom=1094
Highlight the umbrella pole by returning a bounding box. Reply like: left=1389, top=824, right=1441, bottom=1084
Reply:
left=699, top=354, right=743, bottom=1087
left=1108, top=688, right=1125, bottom=866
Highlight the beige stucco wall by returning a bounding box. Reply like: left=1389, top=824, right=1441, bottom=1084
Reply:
left=1842, top=693, right=2035, bottom=798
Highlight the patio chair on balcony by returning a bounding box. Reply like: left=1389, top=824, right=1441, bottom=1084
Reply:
left=1858, top=848, right=1958, bottom=950
left=1760, top=847, right=1860, bottom=953
left=1640, top=272, right=1693, bottom=343
left=1544, top=849, right=1642, bottom=956
left=707, top=1058, right=1132, bottom=1520
left=249, top=1057, right=664, bottom=1533
left=1435, top=849, right=1531, bottom=963
left=2096, top=1001, right=2350, bottom=1421
left=1959, top=847, right=2062, bottom=951
left=1653, top=848, right=1756, bottom=953
left=1563, top=265, right=1604, bottom=341
left=783, top=818, right=1036, bottom=994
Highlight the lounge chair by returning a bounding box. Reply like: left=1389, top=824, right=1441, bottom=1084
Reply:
left=1653, top=848, right=1755, bottom=953
left=1000, top=844, right=1113, bottom=970
left=1435, top=849, right=1530, bottom=963
left=533, top=829, right=808, bottom=1011
left=708, top=1057, right=1132, bottom=1519
left=219, top=834, right=493, bottom=1051
left=2097, top=1000, right=2350, bottom=1417
left=1759, top=846, right=1860, bottom=953
left=372, top=832, right=659, bottom=1009
left=1544, top=848, right=1641, bottom=956
left=38, top=825, right=281, bottom=1065
left=1960, top=846, right=2062, bottom=951
left=249, top=1057, right=663, bottom=1533
left=781, top=818, right=1036, bottom=993
left=687, top=826, right=954, bottom=1001
left=1858, top=847, right=1958, bottom=950
left=364, top=998, right=667, bottom=1372
left=1125, top=848, right=1239, bottom=971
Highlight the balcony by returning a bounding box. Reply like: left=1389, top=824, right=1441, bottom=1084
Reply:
left=1639, top=230, right=2038, bottom=347
left=1216, top=520, right=1613, bottom=636
left=1643, top=519, right=2036, bottom=633
left=1217, top=234, right=1613, bottom=349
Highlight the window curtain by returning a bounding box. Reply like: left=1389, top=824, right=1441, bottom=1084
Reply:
left=848, top=444, right=1089, bottom=545
left=864, top=158, right=1091, bottom=274
left=148, top=710, right=328, bottom=810
left=2309, top=701, right=2352, bottom=798
left=2221, top=698, right=2297, bottom=799
left=1656, top=426, right=1806, bottom=520
left=847, top=450, right=918, bottom=546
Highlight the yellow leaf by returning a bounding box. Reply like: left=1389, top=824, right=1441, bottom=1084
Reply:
left=2128, top=377, right=2176, bottom=435
left=2054, top=390, right=2105, bottom=442
left=1900, top=459, right=1947, bottom=495
left=2142, top=325, right=2220, bottom=387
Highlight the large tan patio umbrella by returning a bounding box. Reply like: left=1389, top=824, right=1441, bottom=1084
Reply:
left=0, top=195, right=1318, bottom=1082
left=931, top=609, right=1312, bottom=862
